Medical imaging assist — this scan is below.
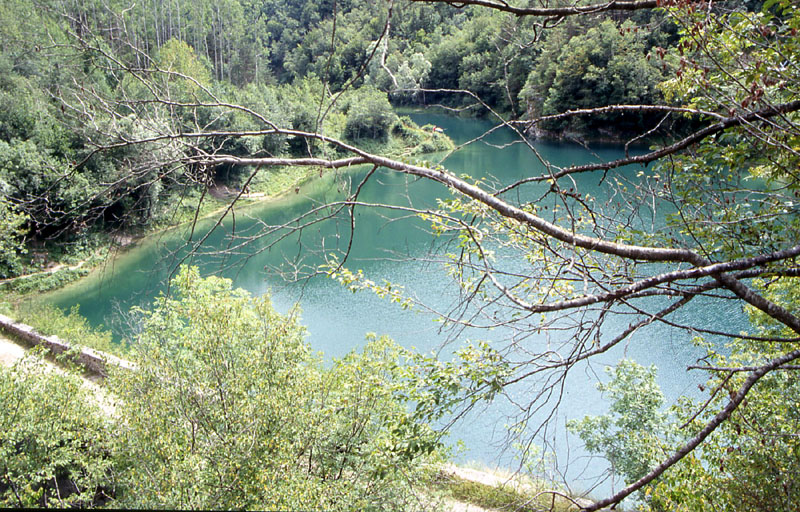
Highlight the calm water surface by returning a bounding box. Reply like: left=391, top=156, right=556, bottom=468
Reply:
left=47, top=112, right=746, bottom=494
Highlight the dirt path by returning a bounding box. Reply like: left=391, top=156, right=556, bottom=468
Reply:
left=0, top=333, right=25, bottom=366
left=444, top=465, right=520, bottom=490
left=446, top=500, right=497, bottom=512
left=440, top=464, right=597, bottom=512
left=0, top=259, right=89, bottom=285
left=0, top=333, right=116, bottom=416
left=439, top=465, right=522, bottom=512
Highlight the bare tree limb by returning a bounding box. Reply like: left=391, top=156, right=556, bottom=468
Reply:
left=409, top=0, right=661, bottom=17
left=498, top=99, right=800, bottom=193
left=583, top=348, right=800, bottom=511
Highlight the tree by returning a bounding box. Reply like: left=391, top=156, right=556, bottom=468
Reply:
left=570, top=280, right=800, bottom=511
left=0, top=200, right=28, bottom=278
left=0, top=266, right=443, bottom=509
left=110, top=266, right=441, bottom=510
left=10, top=0, right=800, bottom=510
left=567, top=360, right=672, bottom=491
left=0, top=354, right=113, bottom=507
left=344, top=86, right=399, bottom=141
left=522, top=19, right=665, bottom=134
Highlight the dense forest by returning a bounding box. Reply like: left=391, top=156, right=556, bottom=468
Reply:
left=0, top=0, right=686, bottom=279
left=2, top=0, right=800, bottom=510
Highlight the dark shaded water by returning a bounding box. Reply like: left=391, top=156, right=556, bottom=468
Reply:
left=47, top=112, right=746, bottom=494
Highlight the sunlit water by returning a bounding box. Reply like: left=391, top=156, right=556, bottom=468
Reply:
left=47, top=112, right=747, bottom=497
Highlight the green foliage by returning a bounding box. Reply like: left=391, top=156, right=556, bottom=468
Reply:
left=344, top=86, right=399, bottom=141
left=285, top=10, right=378, bottom=89
left=644, top=277, right=800, bottom=511
left=394, top=119, right=455, bottom=154
left=522, top=19, right=665, bottom=134
left=2, top=267, right=449, bottom=509
left=0, top=0, right=680, bottom=276
left=0, top=64, right=108, bottom=238
left=244, top=165, right=316, bottom=199
left=15, top=303, right=116, bottom=355
left=366, top=41, right=433, bottom=103
left=416, top=192, right=598, bottom=310
left=0, top=73, right=39, bottom=143
left=0, top=2, right=440, bottom=270
left=432, top=471, right=574, bottom=512
left=0, top=233, right=107, bottom=293
left=110, top=266, right=440, bottom=510
left=0, top=354, right=113, bottom=507
left=572, top=278, right=800, bottom=510
left=654, top=0, right=800, bottom=260
left=3, top=4, right=796, bottom=509
left=650, top=367, right=800, bottom=511
left=228, top=82, right=290, bottom=157
left=568, top=360, right=672, bottom=488
left=274, top=75, right=347, bottom=156
left=1, top=267, right=91, bottom=295
left=424, top=11, right=533, bottom=113
left=0, top=200, right=28, bottom=278
left=153, top=38, right=213, bottom=100
left=400, top=340, right=511, bottom=428
left=0, top=139, right=99, bottom=233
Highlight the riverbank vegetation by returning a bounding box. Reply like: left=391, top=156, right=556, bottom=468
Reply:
left=0, top=0, right=681, bottom=284
left=1, top=0, right=799, bottom=510
left=0, top=0, right=455, bottom=283
left=1, top=267, right=447, bottom=508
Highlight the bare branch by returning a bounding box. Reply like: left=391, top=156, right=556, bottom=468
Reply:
left=499, top=99, right=800, bottom=192
left=525, top=104, right=727, bottom=124
left=688, top=365, right=800, bottom=372
left=409, top=0, right=661, bottom=17
left=504, top=244, right=800, bottom=314
left=583, top=348, right=800, bottom=511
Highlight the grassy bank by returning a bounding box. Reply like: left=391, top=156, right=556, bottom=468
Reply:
left=3, top=115, right=453, bottom=292
left=429, top=464, right=593, bottom=512
left=0, top=115, right=454, bottom=354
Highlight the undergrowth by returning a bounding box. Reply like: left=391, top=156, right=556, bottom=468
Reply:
left=13, top=302, right=123, bottom=357
left=430, top=470, right=578, bottom=512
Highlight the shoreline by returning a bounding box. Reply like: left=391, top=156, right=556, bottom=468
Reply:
left=88, top=116, right=454, bottom=268
left=13, top=136, right=453, bottom=300
left=3, top=111, right=454, bottom=300
left=0, top=319, right=591, bottom=511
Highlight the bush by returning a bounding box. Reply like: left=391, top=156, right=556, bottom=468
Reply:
left=344, top=86, right=399, bottom=141
left=0, top=355, right=113, bottom=507
left=15, top=303, right=116, bottom=355
left=110, top=266, right=441, bottom=510
left=0, top=200, right=27, bottom=278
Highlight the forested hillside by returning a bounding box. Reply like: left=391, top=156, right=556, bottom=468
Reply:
left=0, top=0, right=684, bottom=280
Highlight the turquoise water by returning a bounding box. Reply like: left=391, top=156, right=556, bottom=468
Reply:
left=47, top=112, right=746, bottom=494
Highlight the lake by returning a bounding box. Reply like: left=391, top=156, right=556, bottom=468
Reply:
left=46, top=111, right=747, bottom=496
